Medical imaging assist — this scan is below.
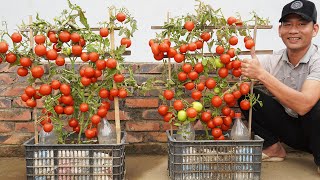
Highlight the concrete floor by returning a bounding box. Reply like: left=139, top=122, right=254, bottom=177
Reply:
left=0, top=151, right=319, bottom=180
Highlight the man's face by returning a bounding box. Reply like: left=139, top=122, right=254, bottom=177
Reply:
left=279, top=14, right=319, bottom=52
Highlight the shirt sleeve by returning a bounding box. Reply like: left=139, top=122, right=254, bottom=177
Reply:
left=307, top=56, right=320, bottom=81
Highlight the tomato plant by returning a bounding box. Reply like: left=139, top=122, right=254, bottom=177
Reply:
left=0, top=1, right=138, bottom=144
left=149, top=1, right=267, bottom=140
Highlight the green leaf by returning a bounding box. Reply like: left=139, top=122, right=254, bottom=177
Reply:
left=79, top=11, right=89, bottom=29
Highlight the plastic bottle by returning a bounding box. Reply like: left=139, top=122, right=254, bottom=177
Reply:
left=175, top=123, right=195, bottom=141
left=39, top=129, right=57, bottom=144
left=97, top=118, right=116, bottom=144
left=230, top=113, right=250, bottom=140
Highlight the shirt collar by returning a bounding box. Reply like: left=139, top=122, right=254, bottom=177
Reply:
left=281, top=44, right=317, bottom=65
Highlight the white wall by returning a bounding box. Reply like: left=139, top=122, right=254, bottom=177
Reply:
left=0, top=0, right=319, bottom=62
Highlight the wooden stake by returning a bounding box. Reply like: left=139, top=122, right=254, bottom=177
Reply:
left=109, top=9, right=121, bottom=144
left=248, top=17, right=258, bottom=138
left=28, top=15, right=39, bottom=144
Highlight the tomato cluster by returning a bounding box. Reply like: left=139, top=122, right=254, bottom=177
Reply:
left=151, top=2, right=262, bottom=140
left=0, top=3, right=137, bottom=143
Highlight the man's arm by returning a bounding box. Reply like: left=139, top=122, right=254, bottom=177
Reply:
left=242, top=58, right=320, bottom=116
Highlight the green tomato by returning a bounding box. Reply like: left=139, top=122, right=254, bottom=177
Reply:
left=63, top=47, right=71, bottom=56
left=214, top=87, right=221, bottom=94
left=178, top=110, right=187, bottom=121
left=192, top=101, right=203, bottom=112
left=188, top=117, right=197, bottom=122
left=214, top=58, right=224, bottom=68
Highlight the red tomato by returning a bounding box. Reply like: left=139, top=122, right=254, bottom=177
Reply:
left=191, top=90, right=202, bottom=100
left=211, top=96, right=222, bottom=107
left=43, top=123, right=53, bottom=132
left=186, top=107, right=197, bottom=118
left=121, top=38, right=131, bottom=48
left=158, top=105, right=169, bottom=116
left=80, top=103, right=89, bottom=112
left=163, top=90, right=174, bottom=100
left=213, top=116, right=223, bottom=126
left=100, top=28, right=109, bottom=37
left=227, top=16, right=237, bottom=25
left=245, top=39, right=255, bottom=49
left=184, top=21, right=194, bottom=31
left=0, top=42, right=9, bottom=53
left=11, top=32, right=22, bottom=43
left=201, top=111, right=211, bottom=122
left=34, top=35, right=46, bottom=44
left=182, top=63, right=192, bottom=73
left=59, top=31, right=71, bottom=42
left=39, top=84, right=52, bottom=96
left=70, top=32, right=81, bottom=43
left=212, top=128, right=222, bottom=138
left=31, top=66, right=44, bottom=78
left=229, top=36, right=238, bottom=45
left=116, top=12, right=126, bottom=22
left=240, top=83, right=250, bottom=95
left=205, top=78, right=216, bottom=89
left=220, top=54, right=231, bottom=64
left=173, top=100, right=184, bottom=111
left=194, top=63, right=204, bottom=73
left=221, top=106, right=231, bottom=116
left=17, top=67, right=28, bottom=76
left=174, top=53, right=185, bottom=63
left=178, top=72, right=188, bottom=82
left=200, top=32, right=211, bottom=41
left=240, top=99, right=251, bottom=110
left=68, top=118, right=79, bottom=128
left=184, top=82, right=195, bottom=90
left=218, top=67, right=229, bottom=78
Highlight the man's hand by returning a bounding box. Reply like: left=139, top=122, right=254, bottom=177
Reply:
left=241, top=57, right=264, bottom=80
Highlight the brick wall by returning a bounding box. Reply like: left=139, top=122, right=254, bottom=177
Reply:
left=0, top=62, right=244, bottom=157
left=0, top=62, right=176, bottom=157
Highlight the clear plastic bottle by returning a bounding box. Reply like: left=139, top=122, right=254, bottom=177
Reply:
left=175, top=123, right=195, bottom=141
left=230, top=113, right=250, bottom=140
left=39, top=129, right=57, bottom=144
left=97, top=118, right=116, bottom=144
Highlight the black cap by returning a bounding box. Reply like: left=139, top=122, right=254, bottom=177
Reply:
left=279, top=0, right=317, bottom=23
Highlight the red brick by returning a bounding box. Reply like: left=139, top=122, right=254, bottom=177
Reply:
left=0, top=86, right=24, bottom=96
left=15, top=122, right=35, bottom=133
left=0, top=73, right=16, bottom=84
left=0, top=122, right=14, bottom=133
left=0, top=98, right=11, bottom=108
left=126, top=132, right=144, bottom=143
left=125, top=98, right=158, bottom=108
left=193, top=120, right=205, bottom=130
left=126, top=121, right=160, bottom=131
left=0, top=109, right=31, bottom=121
left=161, top=122, right=178, bottom=131
left=107, top=110, right=130, bottom=120
left=0, top=64, right=17, bottom=73
left=142, top=109, right=162, bottom=120
left=145, top=132, right=167, bottom=142
left=12, top=98, right=44, bottom=108
left=2, top=133, right=31, bottom=145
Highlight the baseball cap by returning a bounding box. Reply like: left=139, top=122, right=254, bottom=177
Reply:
left=279, top=0, right=317, bottom=23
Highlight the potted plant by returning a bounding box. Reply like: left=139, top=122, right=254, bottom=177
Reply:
left=0, top=0, right=137, bottom=179
left=149, top=1, right=268, bottom=179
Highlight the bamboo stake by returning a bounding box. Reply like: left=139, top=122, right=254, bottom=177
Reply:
left=28, top=15, right=39, bottom=144
left=109, top=9, right=121, bottom=144
left=248, top=17, right=258, bottom=138
left=166, top=12, right=174, bottom=137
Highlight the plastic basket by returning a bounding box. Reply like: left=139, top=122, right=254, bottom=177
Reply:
left=24, top=132, right=126, bottom=180
left=167, top=130, right=264, bottom=180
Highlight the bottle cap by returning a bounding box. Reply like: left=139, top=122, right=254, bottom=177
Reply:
left=235, top=112, right=241, bottom=118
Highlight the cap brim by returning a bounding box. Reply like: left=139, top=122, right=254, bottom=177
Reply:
left=279, top=12, right=313, bottom=22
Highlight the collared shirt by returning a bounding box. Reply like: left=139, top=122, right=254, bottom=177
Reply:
left=259, top=44, right=320, bottom=117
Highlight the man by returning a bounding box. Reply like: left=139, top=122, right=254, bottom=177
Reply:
left=240, top=0, right=320, bottom=173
